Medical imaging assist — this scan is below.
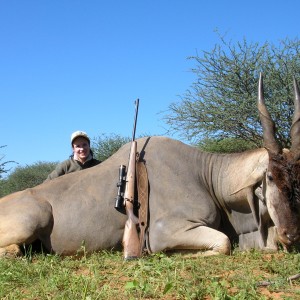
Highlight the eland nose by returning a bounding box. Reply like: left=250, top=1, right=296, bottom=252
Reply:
left=286, top=233, right=299, bottom=242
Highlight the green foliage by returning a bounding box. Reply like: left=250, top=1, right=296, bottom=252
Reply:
left=0, top=161, right=57, bottom=197
left=197, top=137, right=259, bottom=153
left=92, top=133, right=131, bottom=162
left=0, top=250, right=300, bottom=299
left=164, top=36, right=300, bottom=149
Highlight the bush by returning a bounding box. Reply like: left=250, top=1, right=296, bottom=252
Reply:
left=0, top=161, right=57, bottom=197
left=197, top=137, right=259, bottom=153
left=92, top=133, right=131, bottom=162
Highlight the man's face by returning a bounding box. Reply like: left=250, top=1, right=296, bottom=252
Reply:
left=72, top=137, right=90, bottom=163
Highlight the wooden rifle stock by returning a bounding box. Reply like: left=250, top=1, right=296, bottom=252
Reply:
left=122, top=140, right=140, bottom=259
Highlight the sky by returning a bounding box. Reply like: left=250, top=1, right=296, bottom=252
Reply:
left=1, top=0, right=299, bottom=172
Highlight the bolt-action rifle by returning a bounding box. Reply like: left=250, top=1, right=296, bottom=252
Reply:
left=115, top=99, right=141, bottom=259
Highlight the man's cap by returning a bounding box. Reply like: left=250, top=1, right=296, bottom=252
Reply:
left=71, top=131, right=90, bottom=144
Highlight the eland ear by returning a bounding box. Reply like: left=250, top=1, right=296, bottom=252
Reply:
left=230, top=165, right=266, bottom=227
left=230, top=153, right=268, bottom=227
left=231, top=164, right=266, bottom=195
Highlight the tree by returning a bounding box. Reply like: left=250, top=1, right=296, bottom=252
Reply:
left=0, top=153, right=9, bottom=179
left=0, top=162, right=57, bottom=197
left=197, top=137, right=257, bottom=153
left=92, top=133, right=131, bottom=162
left=0, top=145, right=16, bottom=179
left=164, top=36, right=300, bottom=149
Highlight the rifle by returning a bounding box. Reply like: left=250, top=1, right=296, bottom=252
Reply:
left=122, top=99, right=141, bottom=259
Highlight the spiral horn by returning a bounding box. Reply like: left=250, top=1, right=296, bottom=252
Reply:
left=257, top=73, right=281, bottom=155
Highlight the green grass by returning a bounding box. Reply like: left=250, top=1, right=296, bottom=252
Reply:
left=0, top=249, right=300, bottom=299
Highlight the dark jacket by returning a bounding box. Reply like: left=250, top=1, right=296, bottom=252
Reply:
left=45, top=156, right=101, bottom=181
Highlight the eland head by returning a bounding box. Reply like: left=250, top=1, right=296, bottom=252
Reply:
left=258, top=73, right=300, bottom=248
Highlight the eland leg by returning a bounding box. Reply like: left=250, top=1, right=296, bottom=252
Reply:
left=149, top=219, right=231, bottom=256
left=0, top=193, right=53, bottom=257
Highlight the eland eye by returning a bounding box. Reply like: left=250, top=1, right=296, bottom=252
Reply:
left=267, top=172, right=273, bottom=181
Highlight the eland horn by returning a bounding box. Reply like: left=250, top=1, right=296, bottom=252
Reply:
left=257, top=73, right=281, bottom=155
left=290, top=77, right=300, bottom=159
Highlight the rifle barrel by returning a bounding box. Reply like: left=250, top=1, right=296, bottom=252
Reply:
left=131, top=99, right=139, bottom=141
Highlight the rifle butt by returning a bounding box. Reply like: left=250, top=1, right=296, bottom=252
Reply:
left=123, top=217, right=141, bottom=259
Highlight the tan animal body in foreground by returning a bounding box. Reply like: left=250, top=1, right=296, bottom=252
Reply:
left=1, top=74, right=300, bottom=257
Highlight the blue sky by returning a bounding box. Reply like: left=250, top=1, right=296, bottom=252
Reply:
left=1, top=0, right=299, bottom=171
